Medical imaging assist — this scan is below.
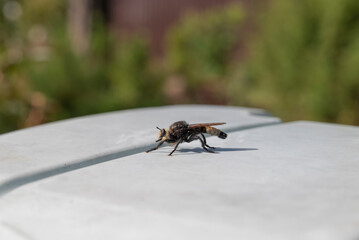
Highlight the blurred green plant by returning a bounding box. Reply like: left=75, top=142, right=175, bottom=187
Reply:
left=1, top=0, right=32, bottom=132
left=0, top=0, right=163, bottom=134
left=108, top=36, right=164, bottom=109
left=235, top=0, right=359, bottom=124
left=28, top=24, right=163, bottom=121
left=166, top=3, right=244, bottom=103
left=2, top=0, right=359, bottom=134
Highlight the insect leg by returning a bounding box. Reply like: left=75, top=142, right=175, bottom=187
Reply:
left=168, top=140, right=182, bottom=156
left=198, top=136, right=215, bottom=153
left=146, top=141, right=164, bottom=153
left=188, top=135, right=214, bottom=153
left=200, top=133, right=215, bottom=149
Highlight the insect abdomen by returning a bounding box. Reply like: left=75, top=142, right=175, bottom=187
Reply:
left=205, top=126, right=227, bottom=139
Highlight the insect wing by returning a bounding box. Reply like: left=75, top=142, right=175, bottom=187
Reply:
left=188, top=122, right=226, bottom=129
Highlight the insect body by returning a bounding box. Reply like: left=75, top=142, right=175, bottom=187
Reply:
left=146, top=121, right=227, bottom=156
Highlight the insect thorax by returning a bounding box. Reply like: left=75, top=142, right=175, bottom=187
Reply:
left=169, top=121, right=188, bottom=132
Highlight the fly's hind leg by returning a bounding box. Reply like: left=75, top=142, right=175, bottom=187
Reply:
left=189, top=135, right=214, bottom=153
left=200, top=133, right=215, bottom=149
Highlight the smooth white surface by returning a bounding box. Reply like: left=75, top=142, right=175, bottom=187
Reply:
left=1, top=120, right=359, bottom=240
left=0, top=105, right=280, bottom=195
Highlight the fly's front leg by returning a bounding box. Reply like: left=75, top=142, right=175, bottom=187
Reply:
left=168, top=140, right=182, bottom=156
left=146, top=141, right=164, bottom=153
left=200, top=133, right=215, bottom=149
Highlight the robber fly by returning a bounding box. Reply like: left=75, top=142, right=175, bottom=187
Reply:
left=146, top=121, right=227, bottom=156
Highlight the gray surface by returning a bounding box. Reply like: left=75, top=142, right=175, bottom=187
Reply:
left=1, top=119, right=359, bottom=240
left=0, top=105, right=280, bottom=196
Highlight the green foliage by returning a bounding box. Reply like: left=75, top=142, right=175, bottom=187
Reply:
left=166, top=4, right=244, bottom=88
left=27, top=27, right=163, bottom=122
left=0, top=0, right=163, bottom=133
left=237, top=0, right=359, bottom=124
left=2, top=0, right=359, bottom=134
left=1, top=0, right=34, bottom=132
left=109, top=37, right=164, bottom=108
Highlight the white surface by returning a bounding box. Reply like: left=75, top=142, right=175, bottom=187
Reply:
left=0, top=105, right=280, bottom=195
left=1, top=119, right=359, bottom=240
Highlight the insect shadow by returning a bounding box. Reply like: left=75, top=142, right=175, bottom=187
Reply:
left=177, top=147, right=258, bottom=155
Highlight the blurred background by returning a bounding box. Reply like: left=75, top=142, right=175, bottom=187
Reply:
left=1, top=0, right=359, bottom=134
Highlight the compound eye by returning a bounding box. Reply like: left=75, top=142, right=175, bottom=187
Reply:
left=161, top=129, right=165, bottom=137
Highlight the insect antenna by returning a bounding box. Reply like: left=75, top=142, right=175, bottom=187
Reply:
left=155, top=126, right=163, bottom=142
